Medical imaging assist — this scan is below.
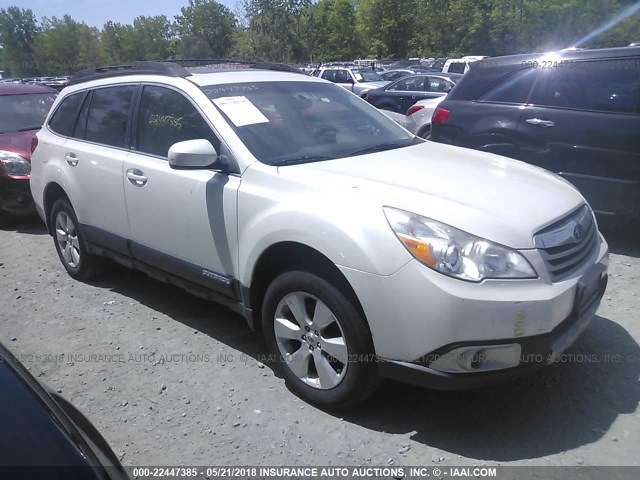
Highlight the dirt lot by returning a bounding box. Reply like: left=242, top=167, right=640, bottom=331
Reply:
left=0, top=217, right=639, bottom=468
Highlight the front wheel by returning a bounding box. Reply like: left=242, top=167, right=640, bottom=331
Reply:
left=262, top=270, right=379, bottom=409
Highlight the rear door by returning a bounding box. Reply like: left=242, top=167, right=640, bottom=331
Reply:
left=60, top=85, right=136, bottom=254
left=517, top=58, right=640, bottom=218
left=123, top=84, right=240, bottom=298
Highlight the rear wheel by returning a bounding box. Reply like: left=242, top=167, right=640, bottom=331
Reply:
left=262, top=270, right=379, bottom=409
left=51, top=199, right=104, bottom=280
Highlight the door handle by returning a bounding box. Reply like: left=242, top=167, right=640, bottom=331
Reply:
left=526, top=118, right=555, bottom=127
left=126, top=169, right=148, bottom=187
left=65, top=153, right=78, bottom=167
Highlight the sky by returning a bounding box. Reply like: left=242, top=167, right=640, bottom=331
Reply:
left=0, top=0, right=238, bottom=28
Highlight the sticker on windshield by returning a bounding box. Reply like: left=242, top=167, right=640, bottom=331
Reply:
left=212, top=96, right=269, bottom=127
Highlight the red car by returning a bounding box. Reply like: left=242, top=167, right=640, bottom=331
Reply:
left=0, top=83, right=57, bottom=225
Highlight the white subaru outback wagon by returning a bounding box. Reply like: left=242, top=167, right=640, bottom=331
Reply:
left=30, top=61, right=609, bottom=408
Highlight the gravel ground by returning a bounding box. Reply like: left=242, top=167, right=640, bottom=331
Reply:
left=0, top=217, right=638, bottom=468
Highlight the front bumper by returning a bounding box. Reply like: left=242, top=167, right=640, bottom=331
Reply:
left=338, top=234, right=609, bottom=388
left=378, top=264, right=607, bottom=390
left=0, top=176, right=36, bottom=217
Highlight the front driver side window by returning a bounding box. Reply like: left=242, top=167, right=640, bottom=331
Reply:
left=335, top=70, right=351, bottom=83
left=136, top=86, right=220, bottom=158
left=321, top=70, right=337, bottom=82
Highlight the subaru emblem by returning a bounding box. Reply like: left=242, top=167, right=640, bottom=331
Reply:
left=573, top=224, right=583, bottom=242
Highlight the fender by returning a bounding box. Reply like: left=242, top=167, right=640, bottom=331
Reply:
left=236, top=164, right=412, bottom=287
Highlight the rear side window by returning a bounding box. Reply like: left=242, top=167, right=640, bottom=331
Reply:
left=529, top=59, right=640, bottom=113
left=479, top=69, right=537, bottom=104
left=447, top=62, right=467, bottom=74
left=390, top=77, right=425, bottom=91
left=85, top=86, right=136, bottom=148
left=49, top=92, right=84, bottom=136
left=426, top=77, right=454, bottom=93
left=321, top=70, right=338, bottom=82
left=72, top=92, right=91, bottom=139
left=135, top=86, right=220, bottom=158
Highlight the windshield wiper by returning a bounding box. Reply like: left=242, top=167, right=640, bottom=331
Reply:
left=348, top=140, right=417, bottom=157
left=271, top=155, right=336, bottom=167
left=15, top=126, right=42, bottom=132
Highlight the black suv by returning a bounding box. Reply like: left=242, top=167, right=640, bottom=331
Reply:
left=430, top=47, right=640, bottom=220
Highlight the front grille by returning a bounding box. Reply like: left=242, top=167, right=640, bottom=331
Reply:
left=534, top=205, right=598, bottom=281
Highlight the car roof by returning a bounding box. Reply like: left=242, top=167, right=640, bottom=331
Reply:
left=0, top=82, right=57, bottom=95
left=60, top=68, right=327, bottom=95
left=188, top=69, right=324, bottom=86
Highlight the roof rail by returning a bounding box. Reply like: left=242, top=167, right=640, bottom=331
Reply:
left=168, top=58, right=304, bottom=74
left=68, top=59, right=303, bottom=86
left=68, top=61, right=192, bottom=86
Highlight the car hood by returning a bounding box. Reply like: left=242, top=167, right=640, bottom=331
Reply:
left=0, top=129, right=37, bottom=160
left=280, top=142, right=586, bottom=249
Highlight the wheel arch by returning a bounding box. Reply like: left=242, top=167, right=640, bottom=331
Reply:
left=247, top=241, right=368, bottom=335
left=43, top=182, right=70, bottom=234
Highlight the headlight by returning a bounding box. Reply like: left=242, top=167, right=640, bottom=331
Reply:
left=384, top=207, right=537, bottom=282
left=0, top=150, right=31, bottom=176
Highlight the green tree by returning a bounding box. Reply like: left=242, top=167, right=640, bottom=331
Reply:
left=130, top=15, right=173, bottom=60
left=243, top=0, right=314, bottom=61
left=101, top=21, right=133, bottom=64
left=34, top=15, right=102, bottom=74
left=314, top=0, right=361, bottom=61
left=357, top=0, right=418, bottom=58
left=175, top=0, right=236, bottom=57
left=0, top=6, right=39, bottom=76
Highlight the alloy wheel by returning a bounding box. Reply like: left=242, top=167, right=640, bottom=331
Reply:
left=55, top=211, right=81, bottom=268
left=274, top=292, right=349, bottom=390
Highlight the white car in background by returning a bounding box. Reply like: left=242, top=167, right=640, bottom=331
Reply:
left=402, top=96, right=447, bottom=138
left=314, top=66, right=389, bottom=96
left=381, top=96, right=445, bottom=139
left=442, top=56, right=490, bottom=74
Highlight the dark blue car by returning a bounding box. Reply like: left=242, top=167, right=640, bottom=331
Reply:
left=0, top=341, right=129, bottom=480
left=364, top=73, right=463, bottom=115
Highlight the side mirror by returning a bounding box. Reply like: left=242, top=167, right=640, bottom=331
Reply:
left=346, top=78, right=355, bottom=84
left=168, top=139, right=219, bottom=170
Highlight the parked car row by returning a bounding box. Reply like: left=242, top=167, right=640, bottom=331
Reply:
left=1, top=76, right=71, bottom=92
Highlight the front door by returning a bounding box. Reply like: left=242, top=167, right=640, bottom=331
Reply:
left=123, top=85, right=240, bottom=297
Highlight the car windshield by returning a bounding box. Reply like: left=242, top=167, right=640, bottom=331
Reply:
left=352, top=68, right=382, bottom=82
left=0, top=93, right=56, bottom=133
left=203, top=81, right=416, bottom=166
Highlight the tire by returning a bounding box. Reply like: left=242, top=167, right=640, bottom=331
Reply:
left=262, top=270, right=379, bottom=409
left=50, top=199, right=104, bottom=280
